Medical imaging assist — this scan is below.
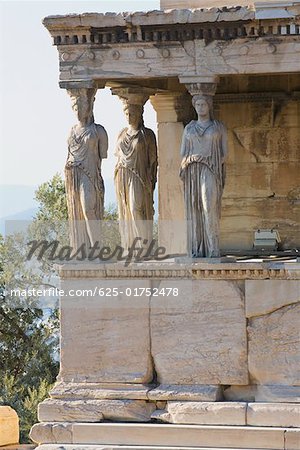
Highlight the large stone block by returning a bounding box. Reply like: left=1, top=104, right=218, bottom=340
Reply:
left=285, top=430, right=300, bottom=450
left=30, top=423, right=72, bottom=445
left=245, top=280, right=300, bottom=318
left=72, top=423, right=285, bottom=448
left=248, top=303, right=300, bottom=385
left=59, top=279, right=152, bottom=383
left=38, top=399, right=155, bottom=423
left=0, top=406, right=19, bottom=446
left=151, top=280, right=248, bottom=385
left=247, top=403, right=300, bottom=428
left=163, top=401, right=247, bottom=425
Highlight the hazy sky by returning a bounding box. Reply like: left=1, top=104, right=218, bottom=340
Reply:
left=0, top=0, right=159, bottom=190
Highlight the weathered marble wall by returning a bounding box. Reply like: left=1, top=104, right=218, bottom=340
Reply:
left=216, top=75, right=300, bottom=251
left=30, top=264, right=300, bottom=446
left=55, top=265, right=300, bottom=399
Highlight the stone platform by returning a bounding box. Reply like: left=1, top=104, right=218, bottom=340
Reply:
left=31, top=423, right=300, bottom=449
left=30, top=261, right=300, bottom=448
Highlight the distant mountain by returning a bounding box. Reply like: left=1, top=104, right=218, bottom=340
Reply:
left=0, top=180, right=158, bottom=236
left=0, top=207, right=38, bottom=235
left=0, top=185, right=38, bottom=217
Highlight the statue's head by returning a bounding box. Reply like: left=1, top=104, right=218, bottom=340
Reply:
left=68, top=88, right=96, bottom=124
left=192, top=95, right=214, bottom=120
left=123, top=102, right=144, bottom=130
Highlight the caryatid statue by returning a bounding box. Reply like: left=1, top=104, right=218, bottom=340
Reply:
left=65, top=88, right=108, bottom=249
left=113, top=91, right=158, bottom=253
left=180, top=84, right=227, bottom=258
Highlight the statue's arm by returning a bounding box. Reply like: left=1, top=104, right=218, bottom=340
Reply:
left=180, top=126, right=190, bottom=158
left=97, top=125, right=108, bottom=160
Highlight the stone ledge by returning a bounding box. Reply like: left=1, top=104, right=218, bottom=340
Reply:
left=38, top=399, right=155, bottom=423
left=155, top=402, right=247, bottom=425
left=50, top=382, right=222, bottom=402
left=57, top=261, right=300, bottom=280
left=30, top=423, right=289, bottom=448
left=33, top=446, right=280, bottom=450
left=43, top=7, right=255, bottom=30
left=247, top=403, right=300, bottom=428
left=147, top=384, right=222, bottom=401
left=50, top=382, right=151, bottom=400
left=255, top=385, right=300, bottom=403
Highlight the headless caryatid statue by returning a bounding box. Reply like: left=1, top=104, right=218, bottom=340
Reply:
left=114, top=96, right=158, bottom=252
left=65, top=88, right=108, bottom=249
left=180, top=94, right=227, bottom=258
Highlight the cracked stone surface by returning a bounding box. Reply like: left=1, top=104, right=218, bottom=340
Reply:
left=248, top=302, right=300, bottom=385
left=151, top=280, right=248, bottom=385
left=38, top=399, right=155, bottom=423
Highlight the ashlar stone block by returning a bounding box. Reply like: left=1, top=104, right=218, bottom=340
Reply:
left=38, top=399, right=155, bottom=423
left=248, top=302, right=300, bottom=385
left=165, top=401, right=247, bottom=425
left=151, top=280, right=248, bottom=385
left=247, top=402, right=300, bottom=428
left=59, top=279, right=153, bottom=383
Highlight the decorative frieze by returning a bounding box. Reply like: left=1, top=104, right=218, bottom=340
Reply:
left=57, top=262, right=299, bottom=280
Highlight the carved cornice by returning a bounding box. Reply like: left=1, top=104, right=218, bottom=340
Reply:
left=43, top=8, right=300, bottom=48
left=57, top=262, right=300, bottom=280
left=43, top=9, right=300, bottom=84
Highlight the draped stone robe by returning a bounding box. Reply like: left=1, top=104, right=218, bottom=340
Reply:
left=114, top=126, right=158, bottom=251
left=180, top=119, right=227, bottom=257
left=65, top=123, right=108, bottom=249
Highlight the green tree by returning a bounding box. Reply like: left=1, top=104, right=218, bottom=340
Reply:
left=0, top=173, right=119, bottom=443
left=35, top=173, right=68, bottom=222
left=0, top=233, right=59, bottom=443
left=34, top=172, right=118, bottom=222
left=31, top=173, right=119, bottom=252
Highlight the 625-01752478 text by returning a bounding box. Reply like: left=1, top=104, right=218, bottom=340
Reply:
left=8, top=286, right=180, bottom=298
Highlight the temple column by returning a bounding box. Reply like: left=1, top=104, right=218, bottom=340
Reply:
left=150, top=92, right=193, bottom=255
